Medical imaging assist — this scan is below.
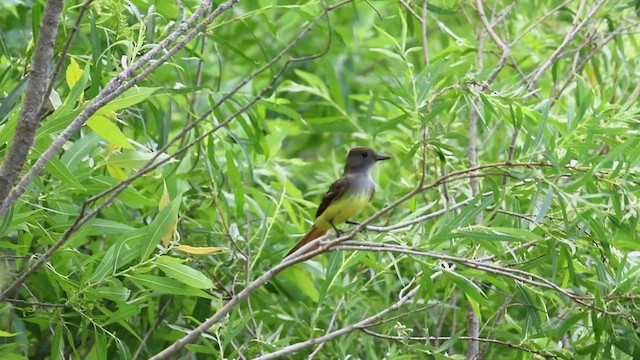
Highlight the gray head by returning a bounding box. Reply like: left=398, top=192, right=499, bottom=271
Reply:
left=343, top=147, right=391, bottom=174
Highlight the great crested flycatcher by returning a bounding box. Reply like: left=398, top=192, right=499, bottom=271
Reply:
left=286, top=147, right=391, bottom=256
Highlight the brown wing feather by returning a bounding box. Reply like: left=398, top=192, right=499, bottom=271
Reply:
left=315, top=177, right=349, bottom=218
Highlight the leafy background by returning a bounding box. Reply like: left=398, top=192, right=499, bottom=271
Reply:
left=1, top=0, right=639, bottom=359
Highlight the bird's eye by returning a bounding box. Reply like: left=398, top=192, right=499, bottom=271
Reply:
left=362, top=152, right=368, bottom=157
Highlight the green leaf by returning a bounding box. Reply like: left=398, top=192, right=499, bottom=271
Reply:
left=89, top=219, right=135, bottom=235
left=90, top=286, right=131, bottom=302
left=29, top=146, right=85, bottom=189
left=281, top=267, right=319, bottom=302
left=61, top=132, right=101, bottom=169
left=96, top=87, right=160, bottom=115
left=0, top=76, right=28, bottom=123
left=127, top=274, right=213, bottom=298
left=101, top=304, right=142, bottom=326
left=0, top=330, right=20, bottom=337
left=106, top=150, right=175, bottom=169
left=442, top=269, right=487, bottom=306
left=155, top=256, right=213, bottom=289
left=89, top=228, right=146, bottom=284
left=142, top=195, right=181, bottom=260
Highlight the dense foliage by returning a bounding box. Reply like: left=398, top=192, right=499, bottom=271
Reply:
left=1, top=0, right=639, bottom=359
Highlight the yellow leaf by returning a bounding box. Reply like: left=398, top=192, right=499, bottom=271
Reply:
left=66, top=58, right=82, bottom=89
left=86, top=115, right=135, bottom=149
left=159, top=182, right=174, bottom=246
left=159, top=182, right=170, bottom=210
left=106, top=164, right=127, bottom=180
left=174, top=245, right=226, bottom=255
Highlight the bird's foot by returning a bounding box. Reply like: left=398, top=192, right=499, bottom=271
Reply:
left=329, top=221, right=344, bottom=237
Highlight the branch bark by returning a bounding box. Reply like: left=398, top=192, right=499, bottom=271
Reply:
left=0, top=0, right=64, bottom=203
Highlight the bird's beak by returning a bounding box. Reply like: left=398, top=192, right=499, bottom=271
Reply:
left=373, top=152, right=391, bottom=161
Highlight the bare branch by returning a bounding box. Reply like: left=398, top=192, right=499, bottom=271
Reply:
left=475, top=0, right=514, bottom=84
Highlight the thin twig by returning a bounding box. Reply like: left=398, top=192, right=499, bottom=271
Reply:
left=132, top=299, right=172, bottom=360
left=361, top=329, right=559, bottom=359
left=399, top=0, right=423, bottom=24
left=5, top=298, right=69, bottom=308
left=308, top=297, right=345, bottom=359
left=255, top=278, right=422, bottom=359
left=527, top=0, right=606, bottom=92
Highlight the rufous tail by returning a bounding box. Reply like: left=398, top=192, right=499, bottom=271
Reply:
left=286, top=226, right=327, bottom=256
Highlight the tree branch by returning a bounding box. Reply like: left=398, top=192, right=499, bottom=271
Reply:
left=0, top=0, right=64, bottom=204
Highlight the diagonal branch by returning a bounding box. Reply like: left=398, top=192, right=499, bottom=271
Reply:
left=527, top=0, right=606, bottom=92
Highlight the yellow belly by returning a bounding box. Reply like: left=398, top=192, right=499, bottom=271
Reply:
left=314, top=193, right=370, bottom=231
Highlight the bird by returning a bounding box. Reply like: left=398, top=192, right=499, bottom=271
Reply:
left=286, top=146, right=390, bottom=256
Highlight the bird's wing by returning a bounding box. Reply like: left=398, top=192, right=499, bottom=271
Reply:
left=315, top=177, right=349, bottom=218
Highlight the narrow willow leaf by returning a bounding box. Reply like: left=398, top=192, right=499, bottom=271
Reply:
left=44, top=155, right=84, bottom=189
left=142, top=196, right=181, bottom=260
left=156, top=256, right=213, bottom=289
left=533, top=185, right=554, bottom=227
left=91, top=286, right=131, bottom=302
left=106, top=164, right=128, bottom=180
left=96, top=87, right=160, bottom=115
left=159, top=182, right=174, bottom=247
left=106, top=150, right=175, bottom=169
left=89, top=228, right=146, bottom=284
left=86, top=114, right=135, bottom=149
left=101, top=304, right=142, bottom=326
left=281, top=267, right=319, bottom=302
left=174, top=245, right=226, bottom=255
left=0, top=330, right=20, bottom=337
left=0, top=205, right=13, bottom=237
left=0, top=76, right=27, bottom=123
left=294, top=69, right=330, bottom=99
left=61, top=132, right=100, bottom=169
left=88, top=219, right=135, bottom=235
left=442, top=269, right=487, bottom=306
left=128, top=274, right=213, bottom=298
left=51, top=324, right=64, bottom=360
